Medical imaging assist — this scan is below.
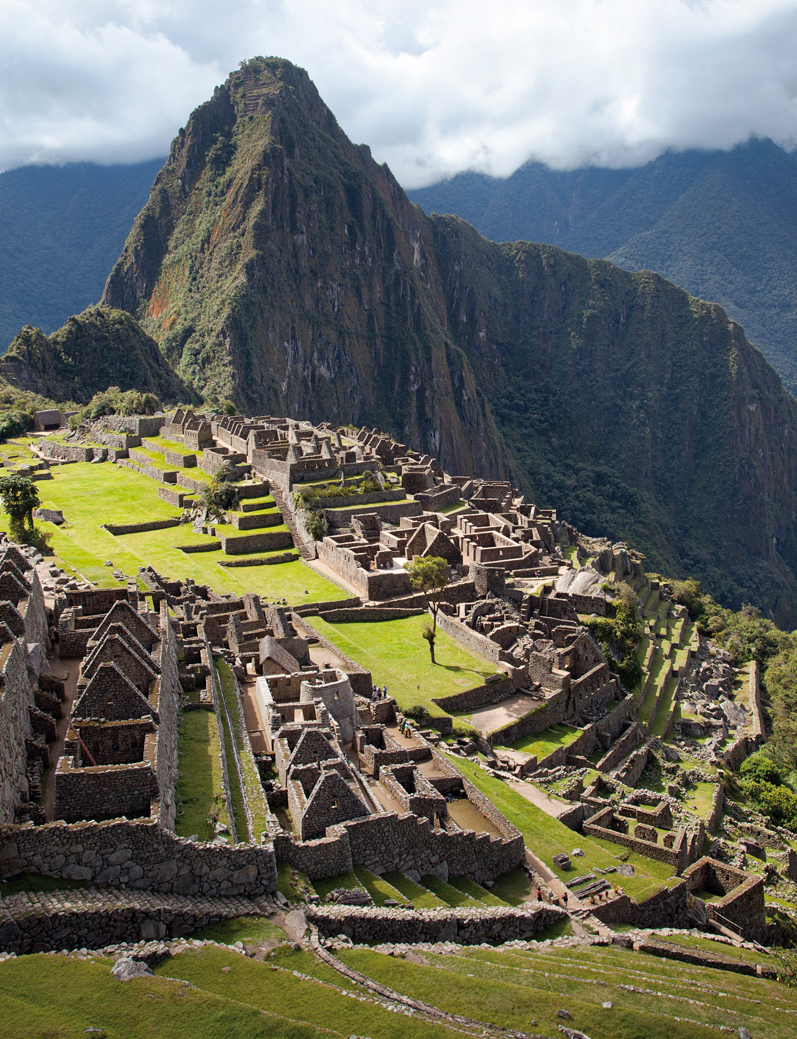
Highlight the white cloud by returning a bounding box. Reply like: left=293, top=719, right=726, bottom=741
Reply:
left=2, top=0, right=797, bottom=184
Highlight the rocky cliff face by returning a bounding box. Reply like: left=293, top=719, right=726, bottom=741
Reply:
left=102, top=57, right=797, bottom=624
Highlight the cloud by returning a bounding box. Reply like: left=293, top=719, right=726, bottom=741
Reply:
left=2, top=0, right=797, bottom=185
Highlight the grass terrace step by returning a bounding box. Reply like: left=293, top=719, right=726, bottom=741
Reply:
left=650, top=676, right=680, bottom=738
left=353, top=866, right=410, bottom=905
left=419, top=874, right=485, bottom=907
left=380, top=871, right=447, bottom=909
left=448, top=875, right=509, bottom=907
left=311, top=871, right=367, bottom=902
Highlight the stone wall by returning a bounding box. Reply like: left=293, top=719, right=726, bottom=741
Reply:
left=307, top=903, right=565, bottom=945
left=55, top=757, right=159, bottom=822
left=583, top=806, right=695, bottom=871
left=0, top=635, right=35, bottom=823
left=291, top=615, right=373, bottom=697
left=435, top=610, right=504, bottom=664
left=316, top=607, right=424, bottom=623
left=596, top=721, right=645, bottom=774
left=0, top=889, right=266, bottom=955
left=0, top=818, right=278, bottom=895
left=682, top=856, right=766, bottom=940
left=589, top=881, right=690, bottom=929
left=218, top=530, right=294, bottom=554
left=103, top=519, right=181, bottom=536
left=432, top=676, right=517, bottom=714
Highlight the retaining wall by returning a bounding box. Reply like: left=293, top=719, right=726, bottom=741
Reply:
left=307, top=903, right=565, bottom=944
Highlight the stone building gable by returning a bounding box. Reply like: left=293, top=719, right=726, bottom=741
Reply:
left=288, top=728, right=339, bottom=772
left=81, top=630, right=159, bottom=695
left=0, top=570, right=29, bottom=606
left=301, top=768, right=369, bottom=839
left=92, top=601, right=159, bottom=652
left=0, top=544, right=31, bottom=576
left=73, top=662, right=154, bottom=722
left=0, top=601, right=26, bottom=639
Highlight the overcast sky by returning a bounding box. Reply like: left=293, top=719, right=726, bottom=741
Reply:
left=2, top=0, right=797, bottom=187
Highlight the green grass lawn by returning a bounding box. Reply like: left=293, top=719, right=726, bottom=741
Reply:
left=311, top=871, right=366, bottom=901
left=650, top=675, right=679, bottom=737
left=215, top=659, right=270, bottom=841
left=450, top=755, right=677, bottom=899
left=188, top=915, right=286, bottom=945
left=7, top=460, right=346, bottom=604
left=337, top=940, right=797, bottom=1039
left=174, top=710, right=230, bottom=841
left=487, top=866, right=534, bottom=905
left=495, top=723, right=581, bottom=759
left=306, top=614, right=496, bottom=714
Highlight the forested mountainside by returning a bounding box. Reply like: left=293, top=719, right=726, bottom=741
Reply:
left=408, top=139, right=797, bottom=394
left=0, top=306, right=195, bottom=404
left=61, top=56, right=796, bottom=625
left=0, top=159, right=164, bottom=352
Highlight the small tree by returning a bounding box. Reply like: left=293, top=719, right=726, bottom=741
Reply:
left=405, top=556, right=450, bottom=662
left=0, top=473, right=40, bottom=543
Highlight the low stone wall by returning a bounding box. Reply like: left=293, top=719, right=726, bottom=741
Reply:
left=158, top=487, right=195, bottom=508
left=307, top=903, right=565, bottom=945
left=705, top=783, right=726, bottom=834
left=317, top=607, right=424, bottom=623
left=0, top=889, right=265, bottom=954
left=218, top=530, right=293, bottom=554
left=303, top=489, right=405, bottom=511
left=435, top=610, right=504, bottom=665
left=294, top=596, right=362, bottom=617
left=164, top=450, right=196, bottom=468
left=220, top=553, right=299, bottom=567
left=596, top=721, right=645, bottom=773
left=413, top=484, right=462, bottom=511
left=0, top=819, right=278, bottom=896
left=583, top=806, right=692, bottom=871
left=589, top=881, right=689, bottom=929
left=433, top=676, right=517, bottom=714
left=103, top=519, right=181, bottom=536
left=324, top=500, right=422, bottom=528
left=38, top=442, right=94, bottom=463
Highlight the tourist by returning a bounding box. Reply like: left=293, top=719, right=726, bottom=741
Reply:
left=382, top=684, right=388, bottom=698
left=536, top=887, right=542, bottom=902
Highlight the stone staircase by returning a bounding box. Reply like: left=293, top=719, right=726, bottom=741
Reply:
left=269, top=483, right=317, bottom=560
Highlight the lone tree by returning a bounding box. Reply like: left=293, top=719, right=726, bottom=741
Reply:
left=404, top=555, right=450, bottom=663
left=0, top=473, right=40, bottom=544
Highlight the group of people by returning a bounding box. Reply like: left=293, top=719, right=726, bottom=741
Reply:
left=398, top=718, right=414, bottom=738
left=536, top=885, right=568, bottom=908
left=371, top=684, right=388, bottom=701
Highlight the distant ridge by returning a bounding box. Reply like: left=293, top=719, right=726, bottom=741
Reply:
left=408, top=139, right=797, bottom=393
left=0, top=158, right=164, bottom=351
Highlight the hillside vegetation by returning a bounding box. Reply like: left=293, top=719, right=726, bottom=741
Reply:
left=0, top=159, right=163, bottom=352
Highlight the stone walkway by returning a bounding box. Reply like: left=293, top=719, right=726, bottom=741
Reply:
left=506, top=778, right=571, bottom=819
left=43, top=655, right=82, bottom=822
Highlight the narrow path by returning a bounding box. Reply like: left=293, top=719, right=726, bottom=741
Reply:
left=43, top=655, right=82, bottom=822
left=506, top=778, right=571, bottom=818
left=308, top=928, right=535, bottom=1039
left=303, top=557, right=362, bottom=598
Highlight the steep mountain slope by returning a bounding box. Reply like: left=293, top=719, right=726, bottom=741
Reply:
left=408, top=140, right=797, bottom=393
left=0, top=160, right=163, bottom=352
left=102, top=58, right=797, bottom=625
left=0, top=306, right=196, bottom=404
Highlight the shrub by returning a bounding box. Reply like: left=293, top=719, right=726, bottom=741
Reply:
left=740, top=754, right=782, bottom=786
left=303, top=510, right=327, bottom=541
left=404, top=704, right=431, bottom=720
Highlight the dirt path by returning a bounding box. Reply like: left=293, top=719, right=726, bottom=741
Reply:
left=470, top=692, right=543, bottom=735
left=506, top=778, right=570, bottom=818
left=43, top=655, right=82, bottom=822
left=239, top=677, right=268, bottom=753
